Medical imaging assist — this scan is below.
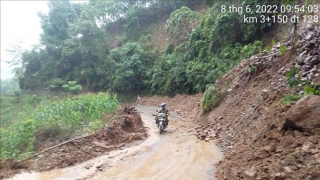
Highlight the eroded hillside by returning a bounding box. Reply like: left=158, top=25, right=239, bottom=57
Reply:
left=142, top=22, right=320, bottom=179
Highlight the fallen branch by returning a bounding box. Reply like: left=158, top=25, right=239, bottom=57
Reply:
left=14, top=133, right=94, bottom=167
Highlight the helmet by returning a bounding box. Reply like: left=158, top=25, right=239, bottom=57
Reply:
left=160, top=103, right=166, bottom=108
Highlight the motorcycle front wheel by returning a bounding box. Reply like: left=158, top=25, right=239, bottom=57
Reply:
left=159, top=124, right=163, bottom=134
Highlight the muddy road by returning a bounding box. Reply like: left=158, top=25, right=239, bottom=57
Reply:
left=8, top=105, right=223, bottom=180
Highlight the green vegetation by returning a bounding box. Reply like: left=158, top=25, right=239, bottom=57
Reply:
left=4, top=0, right=317, bottom=159
left=286, top=67, right=300, bottom=89
left=304, top=86, right=320, bottom=95
left=62, top=81, right=83, bottom=94
left=264, top=39, right=276, bottom=53
left=281, top=86, right=320, bottom=105
left=0, top=93, right=119, bottom=159
left=279, top=45, right=287, bottom=55
left=1, top=94, right=44, bottom=128
left=247, top=64, right=257, bottom=74
left=281, top=94, right=302, bottom=105
left=285, top=66, right=320, bottom=94
left=200, top=85, right=223, bottom=114
left=283, top=64, right=320, bottom=105
left=8, top=0, right=279, bottom=95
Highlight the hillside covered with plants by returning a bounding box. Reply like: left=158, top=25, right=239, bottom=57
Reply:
left=2, top=1, right=320, bottom=179
left=4, top=0, right=316, bottom=161
left=9, top=0, right=282, bottom=95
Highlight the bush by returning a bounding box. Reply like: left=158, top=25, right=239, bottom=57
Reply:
left=200, top=84, right=223, bottom=113
left=62, top=81, right=83, bottom=94
left=69, top=85, right=83, bottom=94
left=304, top=86, right=320, bottom=95
left=46, top=78, right=65, bottom=91
left=286, top=67, right=299, bottom=89
left=62, top=84, right=70, bottom=91
left=281, top=94, right=302, bottom=105
left=240, top=40, right=262, bottom=59
left=68, top=81, right=77, bottom=87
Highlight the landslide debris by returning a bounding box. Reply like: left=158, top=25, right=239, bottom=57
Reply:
left=1, top=106, right=147, bottom=178
left=143, top=23, right=320, bottom=180
left=209, top=24, right=320, bottom=179
left=31, top=106, right=147, bottom=172
left=0, top=159, right=21, bottom=179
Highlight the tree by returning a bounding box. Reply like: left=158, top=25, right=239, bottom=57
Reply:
left=5, top=39, right=27, bottom=79
left=107, top=42, right=152, bottom=92
left=165, top=6, right=200, bottom=46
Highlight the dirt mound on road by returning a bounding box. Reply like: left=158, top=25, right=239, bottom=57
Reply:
left=1, top=106, right=147, bottom=179
left=30, top=106, right=147, bottom=172
left=0, top=159, right=20, bottom=179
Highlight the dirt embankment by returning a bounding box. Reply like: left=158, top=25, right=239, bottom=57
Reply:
left=211, top=24, right=320, bottom=179
left=0, top=106, right=147, bottom=179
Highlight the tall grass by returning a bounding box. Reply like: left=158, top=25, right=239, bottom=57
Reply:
left=0, top=93, right=119, bottom=159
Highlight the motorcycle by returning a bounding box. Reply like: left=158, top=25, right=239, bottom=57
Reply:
left=155, top=110, right=168, bottom=134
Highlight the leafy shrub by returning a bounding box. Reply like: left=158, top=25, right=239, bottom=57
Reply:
left=279, top=45, right=287, bottom=55
left=69, top=85, right=83, bottom=94
left=62, top=81, right=83, bottom=94
left=62, top=84, right=70, bottom=91
left=247, top=65, right=257, bottom=74
left=286, top=67, right=299, bottom=88
left=240, top=40, right=262, bottom=59
left=68, top=81, right=77, bottom=87
left=200, top=85, right=223, bottom=114
left=281, top=94, right=302, bottom=105
left=265, top=39, right=276, bottom=52
left=304, top=86, right=320, bottom=95
left=165, top=43, right=174, bottom=54
left=46, top=78, right=65, bottom=91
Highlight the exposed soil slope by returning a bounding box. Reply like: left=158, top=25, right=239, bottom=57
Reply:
left=210, top=24, right=320, bottom=179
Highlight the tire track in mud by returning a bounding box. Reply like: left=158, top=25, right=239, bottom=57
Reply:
left=102, top=105, right=224, bottom=180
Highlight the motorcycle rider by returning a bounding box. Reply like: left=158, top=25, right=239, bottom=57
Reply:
left=156, top=103, right=169, bottom=127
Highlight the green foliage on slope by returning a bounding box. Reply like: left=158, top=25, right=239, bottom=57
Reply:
left=9, top=0, right=282, bottom=96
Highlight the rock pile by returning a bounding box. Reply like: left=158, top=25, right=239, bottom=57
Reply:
left=194, top=116, right=223, bottom=141
left=212, top=23, right=320, bottom=180
left=293, top=24, right=320, bottom=88
left=216, top=95, right=320, bottom=180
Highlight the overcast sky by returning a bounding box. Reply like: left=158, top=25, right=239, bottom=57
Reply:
left=1, top=1, right=87, bottom=80
left=1, top=1, right=49, bottom=80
